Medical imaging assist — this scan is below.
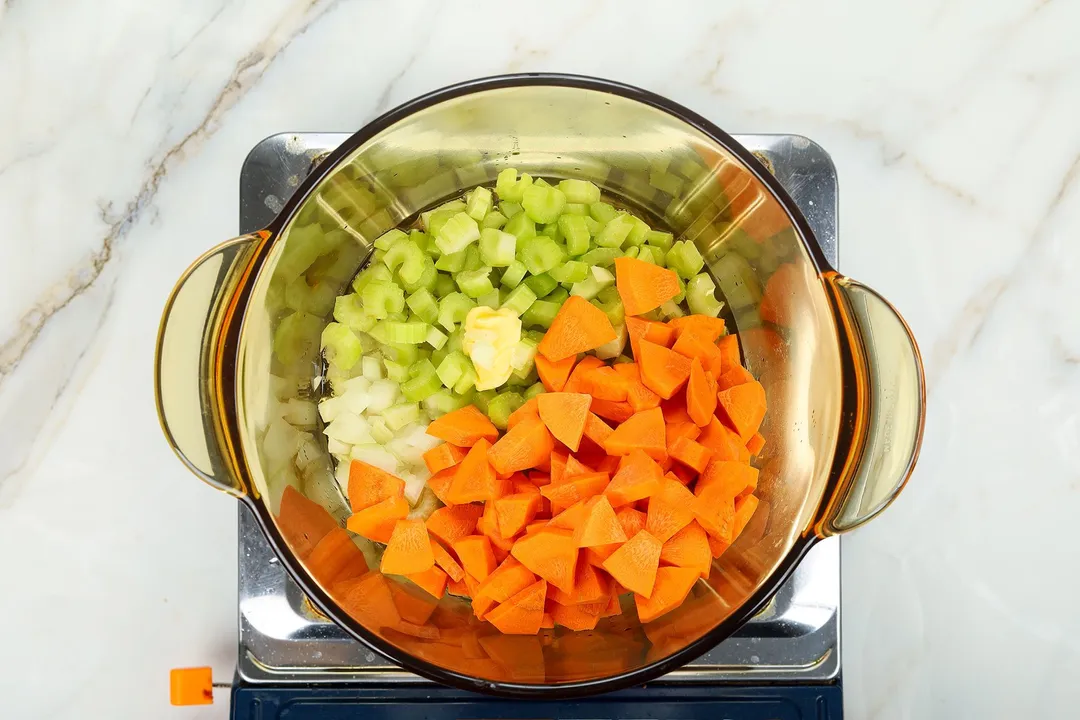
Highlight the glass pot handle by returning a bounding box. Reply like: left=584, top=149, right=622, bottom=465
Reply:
left=154, top=233, right=267, bottom=497
left=817, top=273, right=926, bottom=536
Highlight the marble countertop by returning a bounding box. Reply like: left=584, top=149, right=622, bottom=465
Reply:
left=2, top=0, right=1078, bottom=717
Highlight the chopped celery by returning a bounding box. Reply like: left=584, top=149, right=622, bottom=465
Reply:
left=438, top=292, right=477, bottom=331
left=436, top=351, right=470, bottom=389
left=558, top=179, right=601, bottom=204
left=412, top=230, right=437, bottom=257
left=334, top=294, right=376, bottom=332
left=435, top=248, right=467, bottom=272
left=673, top=274, right=686, bottom=304
left=384, top=402, right=421, bottom=431
left=579, top=247, right=621, bottom=267
left=320, top=323, right=363, bottom=370
left=668, top=240, right=705, bottom=279
left=384, top=359, right=410, bottom=382
left=511, top=337, right=538, bottom=373
left=495, top=168, right=533, bottom=202
left=595, top=212, right=635, bottom=248
left=570, top=266, right=614, bottom=300
left=374, top=228, right=407, bottom=251
left=433, top=273, right=457, bottom=298
left=405, top=288, right=439, bottom=324
left=645, top=229, right=674, bottom=251
left=659, top=300, right=685, bottom=319
left=487, top=391, right=525, bottom=430
left=477, top=288, right=501, bottom=309
left=539, top=222, right=562, bottom=241
left=447, top=329, right=465, bottom=353
left=464, top=245, right=484, bottom=271
left=382, top=237, right=426, bottom=284
left=533, top=177, right=551, bottom=189
left=500, top=260, right=528, bottom=288
left=521, top=300, right=559, bottom=329
left=500, top=201, right=523, bottom=218
left=523, top=273, right=558, bottom=298
left=524, top=382, right=545, bottom=400
left=583, top=216, right=603, bottom=236
left=373, top=320, right=428, bottom=345
left=434, top=212, right=481, bottom=255
left=549, top=260, right=588, bottom=284
left=473, top=389, right=496, bottom=413
left=425, top=325, right=448, bottom=349
left=590, top=201, right=618, bottom=224
left=597, top=285, right=621, bottom=305
left=383, top=342, right=420, bottom=365
left=521, top=184, right=567, bottom=224
left=401, top=256, right=437, bottom=294
left=479, top=228, right=517, bottom=267
left=425, top=208, right=457, bottom=237
left=520, top=236, right=566, bottom=275
left=636, top=245, right=659, bottom=265
left=627, top=217, right=650, bottom=246
left=465, top=186, right=493, bottom=221
left=424, top=390, right=466, bottom=417
left=593, top=296, right=624, bottom=327
left=504, top=212, right=536, bottom=241
left=545, top=287, right=569, bottom=304
left=361, top=355, right=383, bottom=380
left=401, top=360, right=441, bottom=402
left=453, top=365, right=478, bottom=394
left=500, top=284, right=537, bottom=316
left=686, top=272, right=724, bottom=316
left=481, top=210, right=508, bottom=229
left=456, top=267, right=495, bottom=298
left=624, top=246, right=640, bottom=259
left=558, top=214, right=591, bottom=256
left=431, top=346, right=448, bottom=368
left=360, top=280, right=405, bottom=319
left=351, top=263, right=393, bottom=294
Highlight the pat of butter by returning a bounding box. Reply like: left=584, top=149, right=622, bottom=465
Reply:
left=462, top=306, right=522, bottom=391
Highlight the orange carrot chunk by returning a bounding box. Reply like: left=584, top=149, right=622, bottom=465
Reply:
left=626, top=316, right=677, bottom=360
left=732, top=494, right=760, bottom=540
left=716, top=334, right=741, bottom=371
left=485, top=579, right=548, bottom=635
left=430, top=539, right=465, bottom=582
left=425, top=405, right=499, bottom=447
left=494, top=492, right=542, bottom=538
left=447, top=439, right=499, bottom=504
left=425, top=503, right=484, bottom=546
left=564, top=355, right=605, bottom=393
left=590, top=398, right=635, bottom=424
left=551, top=561, right=611, bottom=605
left=604, top=449, right=663, bottom=508
left=718, top=364, right=756, bottom=390
left=585, top=507, right=648, bottom=567
left=602, top=529, right=663, bottom=598
left=669, top=436, right=714, bottom=474
left=536, top=353, right=577, bottom=392
left=453, top=535, right=498, bottom=582
left=615, top=256, right=681, bottom=316
left=511, top=528, right=579, bottom=593
left=660, top=521, right=712, bottom=578
left=306, top=528, right=368, bottom=585
left=476, top=556, right=537, bottom=602
left=612, top=362, right=662, bottom=412
left=489, top=415, right=555, bottom=475
left=604, top=406, right=667, bottom=461
left=547, top=499, right=590, bottom=530
left=698, top=417, right=751, bottom=462
left=668, top=315, right=727, bottom=343
left=347, top=460, right=406, bottom=512
left=506, top=397, right=540, bottom=429
left=346, top=494, right=409, bottom=543
left=746, top=432, right=766, bottom=456
left=562, top=454, right=594, bottom=480
left=583, top=413, right=614, bottom=447
left=550, top=599, right=605, bottom=630
left=716, top=380, right=767, bottom=441
left=686, top=358, right=718, bottom=427
left=540, top=472, right=610, bottom=515
left=422, top=443, right=468, bottom=475
left=584, top=366, right=630, bottom=402
left=634, top=566, right=699, bottom=622
left=637, top=339, right=692, bottom=399
left=336, top=571, right=401, bottom=628
left=699, top=459, right=759, bottom=501
left=672, top=332, right=724, bottom=377
left=406, top=565, right=449, bottom=599
left=381, top=519, right=435, bottom=575
left=573, top=495, right=628, bottom=548
left=645, top=479, right=698, bottom=542
left=537, top=296, right=617, bottom=362
left=536, top=392, right=592, bottom=452
left=425, top=467, right=456, bottom=505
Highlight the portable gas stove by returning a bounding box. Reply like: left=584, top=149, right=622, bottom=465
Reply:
left=231, top=132, right=842, bottom=719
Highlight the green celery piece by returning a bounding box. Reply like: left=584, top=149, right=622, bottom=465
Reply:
left=673, top=274, right=686, bottom=304
left=539, top=222, right=562, bottom=241
left=500, top=284, right=537, bottom=317
left=570, top=266, right=614, bottom=300
left=644, top=229, right=674, bottom=251
left=436, top=351, right=470, bottom=389
left=374, top=320, right=428, bottom=345
left=659, top=300, right=685, bottom=320
left=558, top=179, right=601, bottom=204
left=545, top=287, right=569, bottom=304
left=686, top=272, right=724, bottom=316
left=400, top=255, right=437, bottom=293
left=433, top=273, right=457, bottom=298
left=425, top=325, right=448, bottom=349
left=382, top=237, right=426, bottom=284
left=487, top=392, right=525, bottom=431
left=466, top=186, right=493, bottom=221
left=446, top=329, right=464, bottom=353
left=504, top=212, right=536, bottom=241
left=320, top=323, right=363, bottom=371
left=438, top=293, right=477, bottom=332
left=500, top=201, right=523, bottom=219
left=481, top=210, right=508, bottom=230
left=479, top=228, right=517, bottom=267
left=583, top=216, right=603, bottom=236
left=464, top=245, right=484, bottom=271
left=435, top=249, right=467, bottom=272
left=472, top=388, right=495, bottom=413
left=627, top=216, right=650, bottom=247
left=500, top=260, right=528, bottom=288
left=405, top=288, right=439, bottom=324
left=668, top=240, right=705, bottom=279
left=521, top=184, right=567, bottom=224
left=521, top=300, right=559, bottom=329
left=374, top=228, right=407, bottom=251
left=434, top=212, right=481, bottom=255
left=511, top=337, right=538, bottom=374
left=596, top=285, right=621, bottom=305
left=412, top=230, right=438, bottom=257
left=453, top=365, right=478, bottom=394
left=558, top=214, right=591, bottom=256
left=477, top=288, right=501, bottom=309
left=523, top=273, right=558, bottom=298
left=430, top=346, right=448, bottom=368
left=548, top=260, right=588, bottom=284
left=402, top=360, right=441, bottom=402
left=623, top=246, right=640, bottom=259
left=636, top=246, right=658, bottom=265
left=384, top=402, right=422, bottom=430
left=424, top=390, right=466, bottom=417
left=520, top=236, right=566, bottom=275
left=456, top=267, right=495, bottom=298
left=351, top=263, right=393, bottom=294
left=533, top=177, right=551, bottom=189
left=495, top=168, right=533, bottom=202
left=425, top=208, right=457, bottom=237
left=524, top=329, right=546, bottom=344
left=563, top=203, right=589, bottom=216
left=524, top=382, right=545, bottom=400
left=421, top=200, right=467, bottom=231
left=593, top=296, right=624, bottom=328
left=360, top=280, right=405, bottom=319
left=595, top=213, right=635, bottom=248
left=333, top=293, right=376, bottom=332
left=383, top=359, right=410, bottom=383
left=589, top=202, right=618, bottom=224
left=579, top=247, right=620, bottom=267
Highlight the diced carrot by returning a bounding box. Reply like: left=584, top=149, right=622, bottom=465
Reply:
left=426, top=503, right=483, bottom=546
left=538, top=296, right=618, bottom=362
left=422, top=443, right=468, bottom=475
left=306, top=528, right=368, bottom=585
left=707, top=534, right=729, bottom=559
left=347, top=460, right=405, bottom=512
left=536, top=353, right=577, bottom=392
left=716, top=380, right=767, bottom=441
left=746, top=432, right=766, bottom=456
left=660, top=521, right=712, bottom=578
left=669, top=436, right=713, bottom=474
left=626, top=316, right=677, bottom=360
left=551, top=561, right=611, bottom=605
left=406, top=565, right=449, bottom=599
left=612, top=362, right=662, bottom=412
left=698, top=417, right=751, bottom=462
left=381, top=519, right=435, bottom=575
left=336, top=571, right=401, bottom=628
left=582, top=412, right=614, bottom=448
left=573, top=495, right=628, bottom=548
left=637, top=339, right=692, bottom=399
left=425, top=405, right=499, bottom=447
left=699, top=459, right=759, bottom=501
left=601, top=590, right=623, bottom=618
left=547, top=499, right=589, bottom=531
left=453, top=535, right=498, bottom=581
left=485, top=579, right=547, bottom=635
left=604, top=449, right=663, bottom=507
left=645, top=479, right=698, bottom=542
left=602, top=529, right=663, bottom=598
left=565, top=455, right=596, bottom=480
left=540, top=612, right=555, bottom=629
left=590, top=398, right=635, bottom=423
left=672, top=332, right=724, bottom=377
left=564, top=355, right=605, bottom=393
left=584, top=366, right=630, bottom=402
left=585, top=506, right=647, bottom=566
left=536, top=392, right=591, bottom=452
left=476, top=556, right=537, bottom=601
left=426, top=467, right=456, bottom=505
left=489, top=415, right=555, bottom=475
left=670, top=464, right=696, bottom=486
left=277, top=486, right=338, bottom=559
left=346, top=494, right=409, bottom=543
left=446, top=439, right=498, bottom=504
left=716, top=334, right=741, bottom=371
left=718, top=363, right=756, bottom=390
left=430, top=539, right=465, bottom=582
left=596, top=455, right=620, bottom=474
left=550, top=599, right=605, bottom=630
left=540, top=472, right=610, bottom=514
left=511, top=528, right=578, bottom=593
left=666, top=420, right=702, bottom=450
left=506, top=397, right=540, bottom=429
left=668, top=315, right=727, bottom=343
left=447, top=577, right=470, bottom=597
left=604, top=406, right=667, bottom=461
left=494, top=492, right=542, bottom=538
left=692, top=483, right=736, bottom=544
left=733, top=494, right=760, bottom=540
left=686, top=358, right=718, bottom=427
left=549, top=451, right=567, bottom=487
left=635, top=566, right=699, bottom=623
left=615, top=256, right=681, bottom=316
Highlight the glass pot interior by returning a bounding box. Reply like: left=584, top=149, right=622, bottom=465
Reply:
left=234, top=83, right=844, bottom=686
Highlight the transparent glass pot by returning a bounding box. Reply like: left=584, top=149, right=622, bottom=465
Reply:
left=155, top=75, right=924, bottom=696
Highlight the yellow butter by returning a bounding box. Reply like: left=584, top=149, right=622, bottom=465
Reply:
left=462, top=306, right=522, bottom=391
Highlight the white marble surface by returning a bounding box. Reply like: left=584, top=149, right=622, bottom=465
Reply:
left=1, top=0, right=1078, bottom=717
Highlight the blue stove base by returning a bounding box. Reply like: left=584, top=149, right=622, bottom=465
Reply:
left=230, top=681, right=843, bottom=719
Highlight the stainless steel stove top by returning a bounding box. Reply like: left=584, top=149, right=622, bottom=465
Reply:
left=235, top=132, right=840, bottom=686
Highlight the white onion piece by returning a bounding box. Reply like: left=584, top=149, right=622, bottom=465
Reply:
left=595, top=323, right=627, bottom=359
left=349, top=444, right=398, bottom=474
left=324, top=413, right=373, bottom=445
left=282, top=398, right=318, bottom=427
